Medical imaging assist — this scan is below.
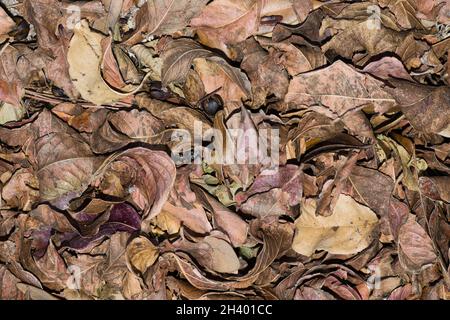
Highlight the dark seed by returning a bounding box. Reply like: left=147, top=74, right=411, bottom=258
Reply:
left=149, top=81, right=171, bottom=100
left=260, top=15, right=283, bottom=26
left=202, top=94, right=223, bottom=116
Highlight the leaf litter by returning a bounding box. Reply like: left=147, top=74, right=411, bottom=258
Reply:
left=0, top=0, right=449, bottom=300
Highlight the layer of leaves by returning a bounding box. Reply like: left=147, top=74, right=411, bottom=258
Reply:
left=0, top=0, right=449, bottom=301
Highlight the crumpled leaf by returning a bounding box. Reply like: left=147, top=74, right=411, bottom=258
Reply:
left=386, top=80, right=450, bottom=137
left=91, top=109, right=165, bottom=153
left=193, top=56, right=252, bottom=108
left=419, top=176, right=450, bottom=203
left=1, top=168, right=39, bottom=211
left=160, top=38, right=213, bottom=86
left=194, top=185, right=248, bottom=246
left=191, top=0, right=260, bottom=59
left=1, top=0, right=450, bottom=301
left=98, top=147, right=176, bottom=228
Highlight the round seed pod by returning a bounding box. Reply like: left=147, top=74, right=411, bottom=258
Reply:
left=201, top=94, right=223, bottom=116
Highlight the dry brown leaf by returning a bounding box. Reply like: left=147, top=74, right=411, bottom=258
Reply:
left=419, top=176, right=450, bottom=203
left=0, top=7, right=15, bottom=38
left=191, top=0, right=260, bottom=58
left=98, top=148, right=176, bottom=226
left=193, top=56, right=252, bottom=108
left=36, top=132, right=103, bottom=209
left=285, top=61, right=397, bottom=116
left=161, top=38, right=213, bottom=86
left=386, top=80, right=450, bottom=137
left=146, top=0, right=208, bottom=36
left=398, top=218, right=437, bottom=272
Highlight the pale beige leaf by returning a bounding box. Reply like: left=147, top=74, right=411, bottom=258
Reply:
left=203, top=236, right=240, bottom=274
left=293, top=194, right=379, bottom=256
left=67, top=20, right=144, bottom=105
left=0, top=102, right=25, bottom=125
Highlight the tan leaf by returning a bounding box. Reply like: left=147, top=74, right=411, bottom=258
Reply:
left=1, top=168, right=39, bottom=211
left=91, top=109, right=164, bottom=153
left=379, top=0, right=425, bottom=29
left=293, top=195, right=379, bottom=256
left=67, top=20, right=146, bottom=105
left=256, top=37, right=326, bottom=76
left=127, top=236, right=159, bottom=274
left=150, top=209, right=181, bottom=235
left=203, top=236, right=241, bottom=274
left=191, top=0, right=260, bottom=58
left=193, top=56, right=252, bottom=107
left=36, top=132, right=103, bottom=209
left=161, top=201, right=212, bottom=235
left=194, top=186, right=248, bottom=247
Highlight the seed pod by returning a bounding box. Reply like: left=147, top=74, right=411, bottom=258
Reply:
left=201, top=94, right=223, bottom=116
left=149, top=81, right=171, bottom=100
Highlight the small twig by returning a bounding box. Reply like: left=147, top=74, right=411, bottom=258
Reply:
left=0, top=40, right=10, bottom=56
left=24, top=88, right=134, bottom=110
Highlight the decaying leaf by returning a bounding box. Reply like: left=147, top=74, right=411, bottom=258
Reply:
left=0, top=0, right=449, bottom=302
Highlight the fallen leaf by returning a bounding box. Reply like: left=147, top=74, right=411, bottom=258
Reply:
left=191, top=0, right=260, bottom=58
left=293, top=195, right=379, bottom=256
left=285, top=61, right=397, bottom=117
left=127, top=236, right=159, bottom=274
left=67, top=20, right=146, bottom=105
left=146, top=0, right=208, bottom=36
left=0, top=7, right=15, bottom=37
left=398, top=218, right=437, bottom=272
